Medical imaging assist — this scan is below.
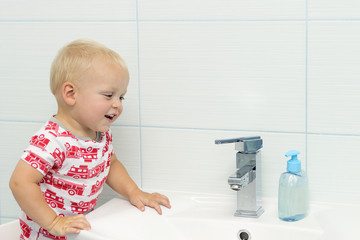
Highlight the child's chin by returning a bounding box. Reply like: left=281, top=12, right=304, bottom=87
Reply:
left=97, top=126, right=110, bottom=133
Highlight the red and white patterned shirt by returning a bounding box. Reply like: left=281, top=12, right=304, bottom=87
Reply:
left=19, top=118, right=113, bottom=240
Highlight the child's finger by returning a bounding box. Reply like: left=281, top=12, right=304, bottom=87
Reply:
left=145, top=199, right=163, bottom=215
left=61, top=215, right=91, bottom=235
left=157, top=194, right=171, bottom=209
left=151, top=193, right=171, bottom=209
left=131, top=198, right=146, bottom=212
left=72, top=214, right=91, bottom=229
left=64, top=226, right=82, bottom=235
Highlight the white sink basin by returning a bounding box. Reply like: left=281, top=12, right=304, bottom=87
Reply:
left=315, top=203, right=358, bottom=240
left=166, top=218, right=323, bottom=240
left=71, top=191, right=359, bottom=240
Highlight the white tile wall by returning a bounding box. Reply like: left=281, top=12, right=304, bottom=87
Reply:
left=139, top=22, right=306, bottom=132
left=0, top=0, right=136, bottom=20
left=308, top=134, right=360, bottom=204
left=1, top=0, right=360, bottom=223
left=308, top=22, right=360, bottom=134
left=138, top=0, right=305, bottom=20
left=309, top=0, right=360, bottom=19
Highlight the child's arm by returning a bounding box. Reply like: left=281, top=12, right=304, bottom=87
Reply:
left=9, top=160, right=91, bottom=236
left=106, top=154, right=171, bottom=215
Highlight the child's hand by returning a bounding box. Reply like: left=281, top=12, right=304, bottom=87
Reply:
left=129, top=189, right=171, bottom=215
left=48, top=214, right=91, bottom=236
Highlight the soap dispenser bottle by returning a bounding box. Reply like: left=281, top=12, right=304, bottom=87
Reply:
left=278, top=150, right=309, bottom=221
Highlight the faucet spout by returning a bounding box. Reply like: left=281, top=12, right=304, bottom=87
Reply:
left=215, top=136, right=264, bottom=218
left=228, top=166, right=256, bottom=191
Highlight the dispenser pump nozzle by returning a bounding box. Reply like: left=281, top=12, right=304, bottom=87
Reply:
left=285, top=150, right=301, bottom=173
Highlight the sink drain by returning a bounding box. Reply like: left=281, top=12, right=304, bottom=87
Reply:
left=237, top=229, right=251, bottom=240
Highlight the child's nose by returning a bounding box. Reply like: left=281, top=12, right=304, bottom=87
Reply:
left=112, top=98, right=123, bottom=108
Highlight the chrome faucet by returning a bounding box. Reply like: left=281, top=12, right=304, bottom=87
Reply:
left=215, top=136, right=264, bottom=218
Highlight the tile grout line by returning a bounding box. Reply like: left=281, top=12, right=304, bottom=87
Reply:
left=305, top=0, right=309, bottom=171
left=2, top=19, right=360, bottom=23
left=135, top=0, right=143, bottom=188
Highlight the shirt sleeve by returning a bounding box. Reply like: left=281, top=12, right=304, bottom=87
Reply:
left=21, top=128, right=61, bottom=176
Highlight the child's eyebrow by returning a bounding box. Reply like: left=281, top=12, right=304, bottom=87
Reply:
left=101, top=88, right=127, bottom=95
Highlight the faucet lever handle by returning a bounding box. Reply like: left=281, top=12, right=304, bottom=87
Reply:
left=215, top=136, right=260, bottom=144
left=215, top=136, right=263, bottom=153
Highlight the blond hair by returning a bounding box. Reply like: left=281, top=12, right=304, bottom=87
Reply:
left=50, top=39, right=127, bottom=97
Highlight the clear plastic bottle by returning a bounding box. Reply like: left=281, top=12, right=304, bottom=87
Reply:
left=278, top=150, right=309, bottom=221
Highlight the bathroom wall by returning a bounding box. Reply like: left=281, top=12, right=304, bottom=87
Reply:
left=1, top=0, right=360, bottom=223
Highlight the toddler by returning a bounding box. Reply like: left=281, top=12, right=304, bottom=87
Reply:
left=9, top=39, right=171, bottom=239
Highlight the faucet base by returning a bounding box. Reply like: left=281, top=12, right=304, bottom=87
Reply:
left=234, top=207, right=264, bottom=218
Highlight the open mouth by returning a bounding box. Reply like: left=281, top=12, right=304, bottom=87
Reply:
left=105, top=114, right=116, bottom=120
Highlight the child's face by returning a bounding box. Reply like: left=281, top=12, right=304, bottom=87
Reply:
left=73, top=58, right=129, bottom=136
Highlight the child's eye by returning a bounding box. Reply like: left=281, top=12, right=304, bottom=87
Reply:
left=120, top=96, right=125, bottom=102
left=104, top=94, right=113, bottom=98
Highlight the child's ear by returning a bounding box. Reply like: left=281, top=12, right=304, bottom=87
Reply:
left=61, top=82, right=77, bottom=106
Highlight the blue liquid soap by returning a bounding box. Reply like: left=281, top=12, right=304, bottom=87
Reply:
left=278, top=150, right=309, bottom=222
